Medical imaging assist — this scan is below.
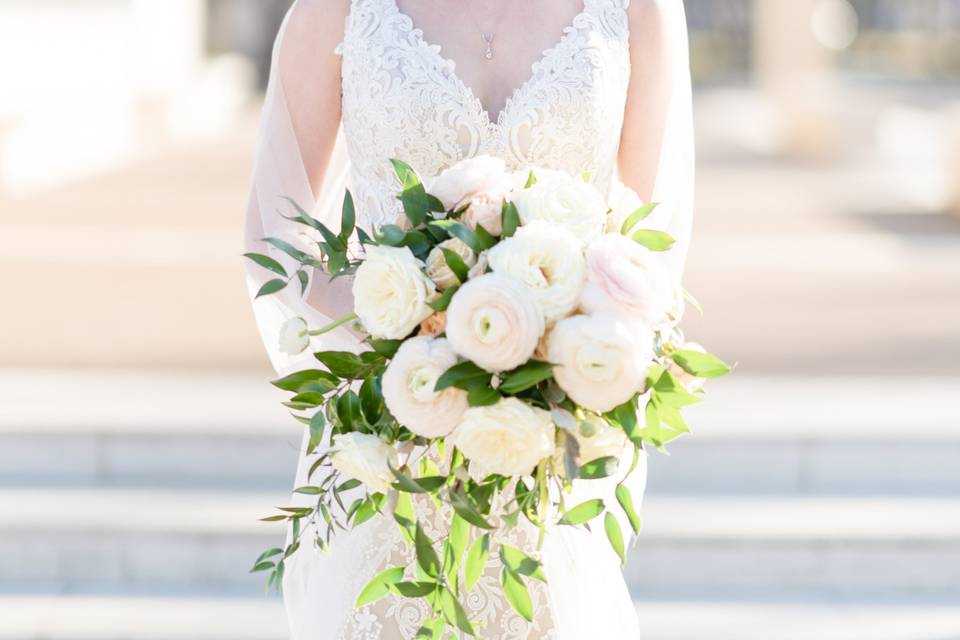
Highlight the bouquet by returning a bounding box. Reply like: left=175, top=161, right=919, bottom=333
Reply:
left=245, top=156, right=730, bottom=637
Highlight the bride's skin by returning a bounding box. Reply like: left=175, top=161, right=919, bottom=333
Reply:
left=280, top=0, right=684, bottom=320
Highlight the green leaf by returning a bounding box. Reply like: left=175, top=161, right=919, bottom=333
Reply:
left=414, top=522, right=442, bottom=578
left=281, top=197, right=345, bottom=251
left=440, top=587, right=476, bottom=635
left=389, top=465, right=445, bottom=494
left=631, top=229, right=675, bottom=252
left=499, top=545, right=546, bottom=582
left=501, top=200, right=521, bottom=238
left=315, top=351, right=367, bottom=379
left=390, top=581, right=438, bottom=598
left=652, top=370, right=702, bottom=409
left=352, top=493, right=386, bottom=526
left=473, top=223, right=497, bottom=250
left=558, top=499, right=605, bottom=526
left=250, top=560, right=275, bottom=573
left=428, top=219, right=483, bottom=253
left=271, top=369, right=339, bottom=393
left=440, top=248, right=470, bottom=284
left=296, top=270, right=309, bottom=295
left=360, top=376, right=384, bottom=425
left=355, top=565, right=405, bottom=608
left=428, top=285, right=458, bottom=312
left=393, top=492, right=416, bottom=542
left=619, top=202, right=659, bottom=235
left=263, top=236, right=313, bottom=263
left=467, top=385, right=500, bottom=407
left=376, top=224, right=408, bottom=247
left=340, top=190, right=356, bottom=242
left=604, top=512, right=626, bottom=564
left=498, top=360, right=555, bottom=394
left=293, top=485, right=322, bottom=495
left=336, top=391, right=363, bottom=430
left=368, top=338, right=402, bottom=358
left=244, top=252, right=288, bottom=277
left=255, top=278, right=287, bottom=298
left=435, top=361, right=491, bottom=392
left=464, top=533, right=490, bottom=591
left=501, top=568, right=534, bottom=622
left=524, top=170, right=537, bottom=188
left=670, top=349, right=732, bottom=378
left=578, top=456, right=619, bottom=480
left=615, top=484, right=642, bottom=535
left=414, top=619, right=445, bottom=640
left=450, top=489, right=494, bottom=530
left=449, top=514, right=470, bottom=567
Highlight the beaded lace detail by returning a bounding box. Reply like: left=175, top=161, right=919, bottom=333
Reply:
left=337, top=0, right=631, bottom=229
left=332, top=1, right=630, bottom=637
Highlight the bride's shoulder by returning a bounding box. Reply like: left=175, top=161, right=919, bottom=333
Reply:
left=626, top=0, right=687, bottom=44
left=283, top=0, right=352, bottom=50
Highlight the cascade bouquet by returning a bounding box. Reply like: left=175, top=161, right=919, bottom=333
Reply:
left=245, top=156, right=730, bottom=637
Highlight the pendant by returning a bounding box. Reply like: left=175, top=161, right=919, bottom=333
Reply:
left=481, top=34, right=494, bottom=60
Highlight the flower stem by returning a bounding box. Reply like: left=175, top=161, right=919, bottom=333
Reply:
left=309, top=312, right=358, bottom=336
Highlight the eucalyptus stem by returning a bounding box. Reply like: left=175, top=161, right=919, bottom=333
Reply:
left=536, top=462, right=548, bottom=550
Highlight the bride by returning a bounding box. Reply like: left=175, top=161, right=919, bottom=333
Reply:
left=244, top=0, right=693, bottom=637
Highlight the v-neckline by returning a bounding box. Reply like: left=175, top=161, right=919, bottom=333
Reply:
left=387, top=0, right=591, bottom=129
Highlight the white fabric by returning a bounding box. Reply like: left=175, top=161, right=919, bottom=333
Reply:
left=243, top=0, right=694, bottom=637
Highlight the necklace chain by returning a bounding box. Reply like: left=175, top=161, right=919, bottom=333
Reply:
left=465, top=1, right=509, bottom=60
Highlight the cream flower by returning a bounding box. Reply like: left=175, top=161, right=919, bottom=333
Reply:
left=580, top=233, right=673, bottom=327
left=512, top=169, right=607, bottom=244
left=486, top=220, right=586, bottom=324
left=352, top=245, right=437, bottom=339
left=547, top=313, right=654, bottom=413
left=330, top=432, right=398, bottom=493
left=460, top=193, right=504, bottom=236
left=451, top=398, right=556, bottom=478
left=278, top=317, right=310, bottom=355
left=425, top=238, right=476, bottom=290
left=382, top=337, right=468, bottom=438
left=445, top=273, right=545, bottom=372
left=574, top=414, right=629, bottom=464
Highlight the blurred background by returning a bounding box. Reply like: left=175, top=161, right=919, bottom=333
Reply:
left=1, top=0, right=958, bottom=638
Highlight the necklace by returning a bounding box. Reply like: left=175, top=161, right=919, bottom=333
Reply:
left=465, top=0, right=509, bottom=60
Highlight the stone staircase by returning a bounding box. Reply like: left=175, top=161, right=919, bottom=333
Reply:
left=2, top=370, right=959, bottom=639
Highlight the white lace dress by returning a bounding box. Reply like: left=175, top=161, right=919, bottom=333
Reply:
left=243, top=0, right=695, bottom=638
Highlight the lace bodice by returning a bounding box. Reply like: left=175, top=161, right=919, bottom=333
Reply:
left=336, top=0, right=631, bottom=229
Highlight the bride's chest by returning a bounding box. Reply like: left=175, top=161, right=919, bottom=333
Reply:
left=337, top=0, right=631, bottom=181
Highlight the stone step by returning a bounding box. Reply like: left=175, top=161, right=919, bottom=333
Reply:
left=2, top=594, right=959, bottom=640
left=2, top=488, right=958, bottom=595
left=3, top=371, right=958, bottom=494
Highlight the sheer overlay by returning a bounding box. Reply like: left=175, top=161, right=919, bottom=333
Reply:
left=243, top=1, right=694, bottom=637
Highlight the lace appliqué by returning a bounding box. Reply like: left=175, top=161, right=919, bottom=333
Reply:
left=337, top=0, right=630, bottom=230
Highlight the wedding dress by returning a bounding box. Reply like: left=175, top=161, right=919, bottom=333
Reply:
left=244, top=1, right=694, bottom=638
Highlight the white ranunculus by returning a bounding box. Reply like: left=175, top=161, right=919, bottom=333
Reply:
left=382, top=336, right=468, bottom=438
left=486, top=220, right=586, bottom=325
left=445, top=273, right=545, bottom=372
left=606, top=183, right=644, bottom=234
left=425, top=238, right=476, bottom=291
left=512, top=169, right=607, bottom=244
left=580, top=233, right=673, bottom=327
left=574, top=414, right=629, bottom=464
left=451, top=397, right=556, bottom=479
left=352, top=244, right=437, bottom=339
left=330, top=432, right=398, bottom=493
left=426, top=156, right=513, bottom=212
left=278, top=317, right=310, bottom=355
left=547, top=313, right=654, bottom=413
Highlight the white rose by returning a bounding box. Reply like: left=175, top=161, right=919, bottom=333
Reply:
left=330, top=432, right=398, bottom=493
left=445, top=273, right=545, bottom=372
left=425, top=238, right=476, bottom=290
left=487, top=220, right=586, bottom=324
left=574, top=414, right=629, bottom=463
left=352, top=245, right=437, bottom=339
left=428, top=156, right=511, bottom=215
left=512, top=169, right=607, bottom=244
left=278, top=317, right=310, bottom=355
left=606, top=183, right=644, bottom=234
left=451, top=397, right=556, bottom=478
left=382, top=337, right=468, bottom=438
left=580, top=233, right=673, bottom=327
left=547, top=313, right=654, bottom=413
left=460, top=193, right=504, bottom=236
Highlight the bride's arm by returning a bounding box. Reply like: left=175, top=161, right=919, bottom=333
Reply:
left=244, top=0, right=354, bottom=373
left=617, top=0, right=695, bottom=282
